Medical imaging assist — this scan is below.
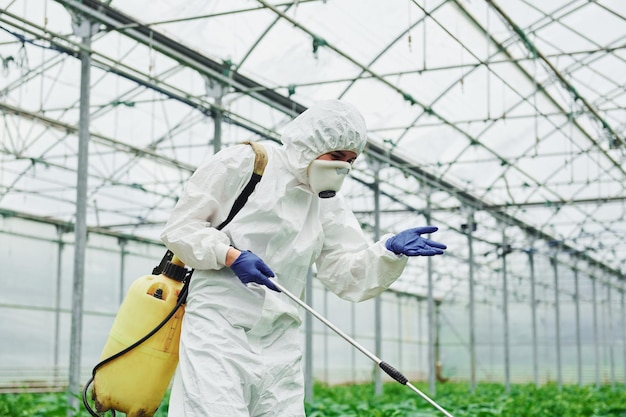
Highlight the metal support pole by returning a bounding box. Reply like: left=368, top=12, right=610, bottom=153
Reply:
left=213, top=95, right=222, bottom=153
left=607, top=280, right=615, bottom=388
left=592, top=277, right=600, bottom=388
left=466, top=212, right=476, bottom=394
left=418, top=298, right=423, bottom=379
left=118, top=238, right=127, bottom=305
left=373, top=167, right=382, bottom=395
left=54, top=226, right=65, bottom=384
left=398, top=294, right=403, bottom=371
left=206, top=77, right=225, bottom=153
left=351, top=302, right=356, bottom=382
left=426, top=194, right=436, bottom=395
left=551, top=254, right=562, bottom=390
left=574, top=267, right=582, bottom=387
left=501, top=229, right=510, bottom=393
left=622, top=286, right=626, bottom=386
left=304, top=268, right=314, bottom=401
left=68, top=15, right=93, bottom=416
left=434, top=301, right=441, bottom=385
left=622, top=287, right=626, bottom=387
left=528, top=249, right=538, bottom=387
left=323, top=287, right=329, bottom=384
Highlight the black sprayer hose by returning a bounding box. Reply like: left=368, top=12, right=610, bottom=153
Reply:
left=81, top=278, right=190, bottom=417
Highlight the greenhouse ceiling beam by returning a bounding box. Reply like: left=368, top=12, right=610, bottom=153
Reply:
left=355, top=191, right=626, bottom=214
left=0, top=207, right=162, bottom=245
left=357, top=193, right=626, bottom=213
left=441, top=195, right=626, bottom=211
left=367, top=107, right=626, bottom=133
left=56, top=0, right=306, bottom=118
left=0, top=152, right=177, bottom=206
left=518, top=4, right=626, bottom=105
left=236, top=4, right=289, bottom=72
left=452, top=0, right=626, bottom=193
left=486, top=0, right=625, bottom=150
left=121, top=1, right=318, bottom=32
left=283, top=44, right=626, bottom=92
left=0, top=9, right=285, bottom=145
left=333, top=0, right=443, bottom=100
left=0, top=102, right=195, bottom=172
left=95, top=63, right=284, bottom=143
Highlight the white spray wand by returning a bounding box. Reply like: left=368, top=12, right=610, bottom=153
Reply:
left=271, top=279, right=454, bottom=417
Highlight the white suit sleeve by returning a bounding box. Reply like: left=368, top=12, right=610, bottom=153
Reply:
left=160, top=145, right=256, bottom=270
left=314, top=197, right=408, bottom=302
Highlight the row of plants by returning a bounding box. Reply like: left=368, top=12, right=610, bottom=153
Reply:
left=307, top=382, right=626, bottom=416
left=1, top=381, right=625, bottom=416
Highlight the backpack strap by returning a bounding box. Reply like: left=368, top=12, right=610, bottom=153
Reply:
left=246, top=140, right=268, bottom=177
left=154, top=141, right=268, bottom=276
left=216, top=141, right=267, bottom=230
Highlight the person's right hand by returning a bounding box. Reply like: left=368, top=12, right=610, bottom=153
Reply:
left=229, top=250, right=280, bottom=292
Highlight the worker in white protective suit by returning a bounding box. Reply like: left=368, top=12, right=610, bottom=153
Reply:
left=160, top=100, right=446, bottom=417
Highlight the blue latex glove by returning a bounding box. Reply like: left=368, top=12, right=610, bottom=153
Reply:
left=230, top=250, right=280, bottom=292
left=385, top=226, right=447, bottom=256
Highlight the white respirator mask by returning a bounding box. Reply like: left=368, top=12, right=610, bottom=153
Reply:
left=307, top=159, right=352, bottom=198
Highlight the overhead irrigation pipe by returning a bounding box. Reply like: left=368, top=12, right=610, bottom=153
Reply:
left=271, top=280, right=454, bottom=417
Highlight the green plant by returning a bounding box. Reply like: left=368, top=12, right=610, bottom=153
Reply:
left=1, top=382, right=625, bottom=416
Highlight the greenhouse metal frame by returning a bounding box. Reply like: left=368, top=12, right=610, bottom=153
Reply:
left=0, top=0, right=624, bottom=412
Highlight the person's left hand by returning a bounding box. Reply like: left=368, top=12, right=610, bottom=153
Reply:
left=385, top=226, right=447, bottom=256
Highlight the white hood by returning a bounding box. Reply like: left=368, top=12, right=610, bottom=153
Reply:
left=280, top=100, right=367, bottom=183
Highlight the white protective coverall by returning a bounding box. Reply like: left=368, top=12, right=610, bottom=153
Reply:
left=161, top=100, right=408, bottom=417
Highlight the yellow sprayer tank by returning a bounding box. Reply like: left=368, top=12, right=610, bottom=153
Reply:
left=92, top=256, right=187, bottom=417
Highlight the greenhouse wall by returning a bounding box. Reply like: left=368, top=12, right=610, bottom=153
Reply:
left=1, top=215, right=624, bottom=393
